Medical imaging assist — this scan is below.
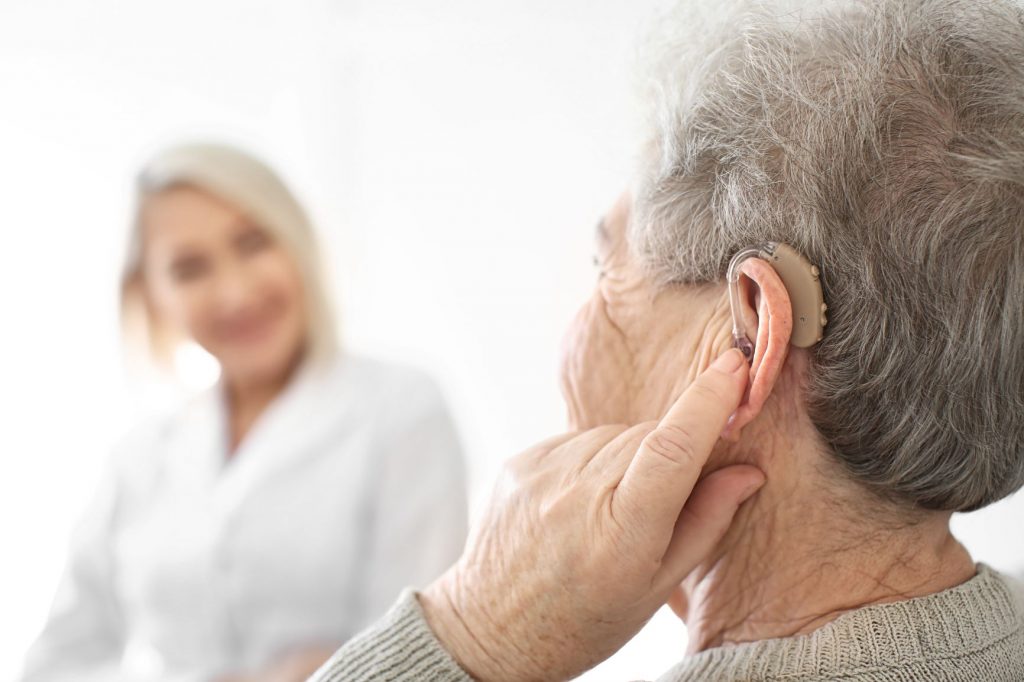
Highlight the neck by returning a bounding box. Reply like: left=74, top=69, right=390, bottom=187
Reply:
left=677, top=400, right=976, bottom=652
left=223, top=356, right=302, bottom=454
left=570, top=284, right=978, bottom=649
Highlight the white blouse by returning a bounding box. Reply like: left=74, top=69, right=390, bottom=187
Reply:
left=20, top=354, right=468, bottom=682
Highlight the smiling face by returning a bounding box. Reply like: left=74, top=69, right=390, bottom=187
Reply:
left=559, top=192, right=735, bottom=429
left=140, top=185, right=308, bottom=388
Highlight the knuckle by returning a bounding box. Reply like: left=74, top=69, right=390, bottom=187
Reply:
left=504, top=451, right=529, bottom=476
left=576, top=424, right=632, bottom=472
left=598, top=422, right=632, bottom=439
left=643, top=424, right=699, bottom=469
left=502, top=452, right=538, bottom=486
left=587, top=423, right=630, bottom=447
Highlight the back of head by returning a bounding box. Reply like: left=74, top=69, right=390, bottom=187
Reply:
left=633, top=0, right=1024, bottom=511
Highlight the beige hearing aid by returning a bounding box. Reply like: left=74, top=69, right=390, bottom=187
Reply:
left=727, top=241, right=827, bottom=362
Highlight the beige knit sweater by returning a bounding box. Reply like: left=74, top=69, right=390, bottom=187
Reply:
left=310, top=563, right=1024, bottom=681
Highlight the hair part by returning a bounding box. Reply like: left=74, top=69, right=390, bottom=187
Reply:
left=632, top=0, right=1024, bottom=512
left=121, top=142, right=339, bottom=370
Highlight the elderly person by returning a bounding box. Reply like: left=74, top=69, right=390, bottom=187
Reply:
left=312, top=0, right=1024, bottom=680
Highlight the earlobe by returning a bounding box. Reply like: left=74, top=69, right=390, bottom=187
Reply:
left=721, top=258, right=793, bottom=441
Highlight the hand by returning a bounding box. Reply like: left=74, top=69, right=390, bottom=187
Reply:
left=212, top=645, right=337, bottom=682
left=420, top=348, right=764, bottom=681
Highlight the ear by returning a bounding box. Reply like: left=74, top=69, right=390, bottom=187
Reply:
left=720, top=257, right=793, bottom=442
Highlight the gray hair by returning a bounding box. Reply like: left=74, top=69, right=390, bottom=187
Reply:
left=633, top=0, right=1024, bottom=512
left=122, top=142, right=339, bottom=367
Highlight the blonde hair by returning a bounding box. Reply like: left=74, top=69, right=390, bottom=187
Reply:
left=121, top=142, right=339, bottom=369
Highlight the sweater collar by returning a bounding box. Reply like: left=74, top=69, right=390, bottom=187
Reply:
left=657, top=563, right=1024, bottom=681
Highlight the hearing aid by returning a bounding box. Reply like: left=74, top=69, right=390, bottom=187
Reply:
left=727, top=242, right=827, bottom=363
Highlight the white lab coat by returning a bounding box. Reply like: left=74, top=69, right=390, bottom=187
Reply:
left=20, top=354, right=468, bottom=682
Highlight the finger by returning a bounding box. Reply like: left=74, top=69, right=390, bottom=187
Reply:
left=613, top=348, right=748, bottom=541
left=653, top=464, right=765, bottom=592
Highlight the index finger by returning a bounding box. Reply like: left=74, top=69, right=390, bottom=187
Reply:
left=614, top=348, right=748, bottom=539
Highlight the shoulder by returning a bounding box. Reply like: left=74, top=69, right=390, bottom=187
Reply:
left=657, top=563, right=1024, bottom=682
left=321, top=353, right=451, bottom=418
left=309, top=589, right=473, bottom=682
left=312, top=356, right=463, bottom=474
left=321, top=356, right=463, bottom=465
left=989, top=563, right=1024, bottom=620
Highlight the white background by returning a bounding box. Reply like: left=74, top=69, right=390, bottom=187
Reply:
left=1, top=1, right=1021, bottom=680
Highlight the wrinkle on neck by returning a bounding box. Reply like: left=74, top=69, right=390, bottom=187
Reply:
left=679, top=381, right=976, bottom=652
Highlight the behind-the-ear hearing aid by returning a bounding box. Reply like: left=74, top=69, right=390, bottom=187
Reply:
left=727, top=242, right=827, bottom=363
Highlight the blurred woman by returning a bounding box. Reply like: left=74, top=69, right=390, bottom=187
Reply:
left=20, top=143, right=468, bottom=682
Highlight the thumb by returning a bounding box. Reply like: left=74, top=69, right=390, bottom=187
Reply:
left=654, top=464, right=765, bottom=591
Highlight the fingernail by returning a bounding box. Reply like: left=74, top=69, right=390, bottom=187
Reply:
left=713, top=348, right=745, bottom=373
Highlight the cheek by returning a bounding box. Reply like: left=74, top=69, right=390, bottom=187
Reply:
left=559, top=290, right=634, bottom=426
left=561, top=289, right=631, bottom=373
left=559, top=298, right=600, bottom=384
left=256, top=253, right=310, bottom=359
left=252, top=250, right=305, bottom=318
left=149, top=278, right=213, bottom=337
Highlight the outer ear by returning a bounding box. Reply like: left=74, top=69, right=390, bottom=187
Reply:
left=720, top=258, right=793, bottom=442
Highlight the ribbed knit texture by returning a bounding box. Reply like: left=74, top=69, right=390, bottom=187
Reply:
left=311, top=588, right=470, bottom=682
left=657, top=563, right=1024, bottom=681
left=311, top=564, right=1024, bottom=681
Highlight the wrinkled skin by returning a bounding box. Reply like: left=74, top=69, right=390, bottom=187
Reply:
left=418, top=192, right=769, bottom=680
left=416, top=190, right=975, bottom=679
left=420, top=350, right=763, bottom=680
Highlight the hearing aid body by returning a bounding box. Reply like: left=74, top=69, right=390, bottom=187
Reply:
left=727, top=242, right=827, bottom=362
